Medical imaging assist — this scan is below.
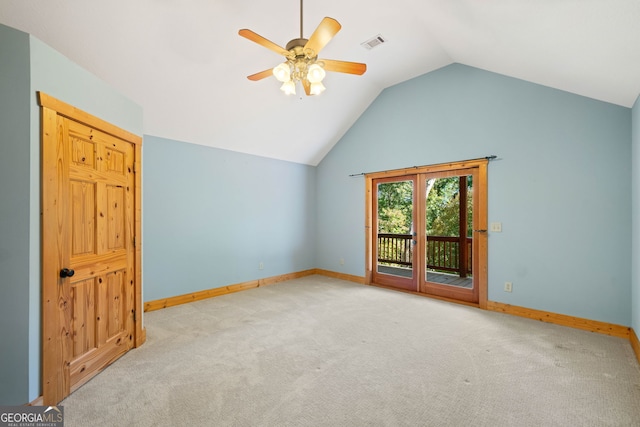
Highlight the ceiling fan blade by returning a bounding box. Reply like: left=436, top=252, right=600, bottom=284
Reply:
left=304, top=17, right=341, bottom=57
left=322, top=59, right=367, bottom=75
left=247, top=69, right=274, bottom=81
left=302, top=79, right=311, bottom=96
left=239, top=29, right=289, bottom=57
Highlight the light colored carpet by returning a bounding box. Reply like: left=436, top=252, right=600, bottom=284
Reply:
left=60, top=275, right=640, bottom=426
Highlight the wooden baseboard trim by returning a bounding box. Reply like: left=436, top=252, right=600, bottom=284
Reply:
left=487, top=301, right=630, bottom=339
left=631, top=328, right=640, bottom=364
left=28, top=395, right=43, bottom=406
left=144, top=269, right=317, bottom=312
left=314, top=269, right=366, bottom=284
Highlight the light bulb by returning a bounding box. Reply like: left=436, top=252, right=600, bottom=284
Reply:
left=280, top=80, right=296, bottom=95
left=307, top=64, right=326, bottom=83
left=273, top=63, right=291, bottom=83
left=310, top=81, right=326, bottom=95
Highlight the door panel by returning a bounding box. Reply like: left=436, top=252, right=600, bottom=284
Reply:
left=71, top=181, right=96, bottom=255
left=422, top=172, right=478, bottom=303
left=41, top=93, right=142, bottom=405
left=372, top=176, right=418, bottom=291
left=70, top=278, right=96, bottom=358
left=106, top=185, right=125, bottom=250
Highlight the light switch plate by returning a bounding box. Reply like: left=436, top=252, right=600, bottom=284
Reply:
left=490, top=222, right=502, bottom=232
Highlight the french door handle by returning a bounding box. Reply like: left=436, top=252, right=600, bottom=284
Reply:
left=473, top=229, right=487, bottom=233
left=60, top=268, right=75, bottom=278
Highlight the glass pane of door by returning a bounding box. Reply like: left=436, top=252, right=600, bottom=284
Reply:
left=425, top=175, right=473, bottom=289
left=376, top=179, right=415, bottom=280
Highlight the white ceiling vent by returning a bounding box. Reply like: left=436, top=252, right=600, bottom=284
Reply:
left=361, top=34, right=387, bottom=50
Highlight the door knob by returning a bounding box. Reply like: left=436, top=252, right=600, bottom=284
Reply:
left=60, top=268, right=75, bottom=278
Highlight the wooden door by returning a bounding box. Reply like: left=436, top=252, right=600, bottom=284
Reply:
left=41, top=93, right=144, bottom=405
left=419, top=169, right=479, bottom=303
left=371, top=175, right=418, bottom=291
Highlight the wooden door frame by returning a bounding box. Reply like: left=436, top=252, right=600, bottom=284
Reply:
left=365, top=158, right=488, bottom=308
left=39, top=92, right=145, bottom=404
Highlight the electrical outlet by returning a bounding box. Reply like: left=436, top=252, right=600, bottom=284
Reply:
left=259, top=262, right=264, bottom=270
left=504, top=282, right=512, bottom=292
left=340, top=258, right=345, bottom=265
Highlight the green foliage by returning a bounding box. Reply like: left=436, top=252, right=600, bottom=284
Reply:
left=377, top=181, right=413, bottom=234
left=426, top=176, right=473, bottom=237
left=376, top=176, right=473, bottom=237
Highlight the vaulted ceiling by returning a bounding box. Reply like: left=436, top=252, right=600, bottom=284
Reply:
left=1, top=0, right=639, bottom=165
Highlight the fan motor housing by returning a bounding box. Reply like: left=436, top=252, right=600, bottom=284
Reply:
left=286, top=38, right=309, bottom=55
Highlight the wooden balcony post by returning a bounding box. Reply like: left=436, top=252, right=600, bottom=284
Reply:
left=459, top=176, right=468, bottom=278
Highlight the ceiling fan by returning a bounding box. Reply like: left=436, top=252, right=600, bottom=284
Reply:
left=238, top=0, right=367, bottom=96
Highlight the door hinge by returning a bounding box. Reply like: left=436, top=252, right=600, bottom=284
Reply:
left=133, top=162, right=137, bottom=173
left=133, top=310, right=136, bottom=322
left=133, top=236, right=136, bottom=247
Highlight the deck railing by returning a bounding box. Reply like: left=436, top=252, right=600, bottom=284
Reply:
left=377, top=233, right=472, bottom=276
left=377, top=233, right=413, bottom=266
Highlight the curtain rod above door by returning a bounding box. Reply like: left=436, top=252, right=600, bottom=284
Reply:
left=348, top=155, right=498, bottom=177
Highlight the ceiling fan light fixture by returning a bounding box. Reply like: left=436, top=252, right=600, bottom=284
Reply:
left=310, top=81, right=326, bottom=96
left=273, top=63, right=291, bottom=82
left=280, top=80, right=296, bottom=95
left=239, top=0, right=366, bottom=97
left=307, top=63, right=326, bottom=83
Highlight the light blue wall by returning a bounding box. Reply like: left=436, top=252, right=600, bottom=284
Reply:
left=29, top=37, right=143, bottom=137
left=0, top=24, right=31, bottom=406
left=0, top=23, right=143, bottom=404
left=317, top=63, right=632, bottom=326
left=142, top=136, right=317, bottom=301
left=632, top=94, right=640, bottom=335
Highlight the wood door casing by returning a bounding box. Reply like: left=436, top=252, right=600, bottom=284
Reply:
left=365, top=159, right=488, bottom=308
left=40, top=93, right=144, bottom=405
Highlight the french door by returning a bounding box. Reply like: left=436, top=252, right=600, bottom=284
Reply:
left=369, top=160, right=487, bottom=305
